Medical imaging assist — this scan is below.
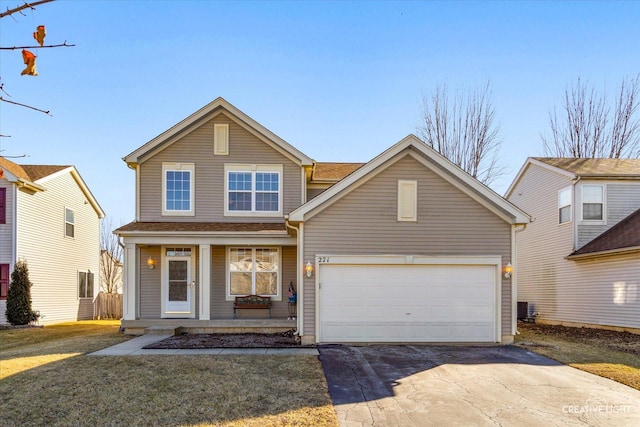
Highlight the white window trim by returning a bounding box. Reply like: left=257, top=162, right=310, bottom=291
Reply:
left=558, top=186, right=572, bottom=225
left=64, top=207, right=75, bottom=238
left=397, top=180, right=418, bottom=222
left=224, top=164, right=283, bottom=217
left=226, top=247, right=282, bottom=301
left=580, top=184, right=606, bottom=224
left=162, top=162, right=195, bottom=216
left=214, top=123, right=229, bottom=156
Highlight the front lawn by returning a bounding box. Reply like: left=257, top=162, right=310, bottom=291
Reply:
left=516, top=322, right=640, bottom=390
left=0, top=321, right=337, bottom=426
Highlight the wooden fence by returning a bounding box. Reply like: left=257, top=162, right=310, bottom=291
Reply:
left=93, top=292, right=123, bottom=320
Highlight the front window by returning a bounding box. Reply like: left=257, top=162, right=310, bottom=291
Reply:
left=558, top=187, right=572, bottom=224
left=225, top=165, right=282, bottom=215
left=228, top=247, right=279, bottom=298
left=65, top=208, right=74, bottom=238
left=582, top=185, right=604, bottom=220
left=162, top=163, right=195, bottom=216
left=78, top=270, right=94, bottom=299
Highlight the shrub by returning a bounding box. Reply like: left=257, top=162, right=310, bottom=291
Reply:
left=5, top=260, right=40, bottom=325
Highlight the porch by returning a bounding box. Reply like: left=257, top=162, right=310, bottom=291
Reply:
left=121, top=318, right=297, bottom=336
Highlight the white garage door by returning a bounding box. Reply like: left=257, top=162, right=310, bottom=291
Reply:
left=319, top=261, right=498, bottom=343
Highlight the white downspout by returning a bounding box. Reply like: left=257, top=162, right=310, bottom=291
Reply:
left=285, top=217, right=304, bottom=336
left=512, top=223, right=527, bottom=336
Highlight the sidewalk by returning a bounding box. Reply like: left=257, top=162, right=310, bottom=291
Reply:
left=89, top=334, right=319, bottom=356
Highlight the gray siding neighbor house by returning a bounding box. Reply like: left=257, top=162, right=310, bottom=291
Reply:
left=116, top=97, right=530, bottom=344
left=0, top=157, right=105, bottom=324
left=506, top=158, right=640, bottom=332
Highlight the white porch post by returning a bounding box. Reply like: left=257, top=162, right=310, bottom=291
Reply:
left=199, top=244, right=211, bottom=320
left=123, top=243, right=137, bottom=320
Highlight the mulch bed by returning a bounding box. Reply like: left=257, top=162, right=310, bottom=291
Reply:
left=143, top=332, right=307, bottom=349
left=518, top=322, right=640, bottom=356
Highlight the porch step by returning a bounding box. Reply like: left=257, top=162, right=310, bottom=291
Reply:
left=144, top=325, right=184, bottom=336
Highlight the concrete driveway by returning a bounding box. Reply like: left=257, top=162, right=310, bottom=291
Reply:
left=319, top=345, right=640, bottom=426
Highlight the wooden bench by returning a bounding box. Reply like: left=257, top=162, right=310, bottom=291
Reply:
left=233, top=295, right=272, bottom=319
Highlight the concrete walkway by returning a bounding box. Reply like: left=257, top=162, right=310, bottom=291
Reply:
left=89, top=334, right=319, bottom=356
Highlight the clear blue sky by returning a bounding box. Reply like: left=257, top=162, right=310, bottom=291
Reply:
left=1, top=0, right=639, bottom=224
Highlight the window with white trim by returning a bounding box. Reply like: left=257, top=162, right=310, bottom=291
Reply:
left=224, top=164, right=282, bottom=215
left=558, top=187, right=572, bottom=224
left=398, top=180, right=417, bottom=221
left=78, top=270, right=94, bottom=299
left=65, top=208, right=75, bottom=238
left=162, top=163, right=195, bottom=216
left=582, top=185, right=604, bottom=221
left=228, top=247, right=280, bottom=299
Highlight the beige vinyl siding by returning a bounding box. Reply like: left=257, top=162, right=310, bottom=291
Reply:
left=139, top=247, right=161, bottom=318
left=15, top=172, right=101, bottom=324
left=307, top=187, right=328, bottom=201
left=210, top=245, right=297, bottom=319
left=138, top=113, right=303, bottom=222
left=510, top=165, right=640, bottom=329
left=577, top=182, right=640, bottom=248
left=303, top=155, right=512, bottom=337
left=0, top=183, right=14, bottom=323
left=509, top=164, right=574, bottom=320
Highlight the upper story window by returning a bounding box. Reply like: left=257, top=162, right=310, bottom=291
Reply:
left=558, top=187, right=572, bottom=224
left=162, top=163, right=195, bottom=216
left=224, top=164, right=282, bottom=216
left=582, top=185, right=604, bottom=221
left=65, top=207, right=75, bottom=238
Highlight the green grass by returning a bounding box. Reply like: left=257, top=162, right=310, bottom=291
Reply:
left=0, top=321, right=338, bottom=426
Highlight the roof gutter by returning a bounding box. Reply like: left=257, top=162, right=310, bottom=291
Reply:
left=16, top=178, right=45, bottom=192
left=566, top=246, right=640, bottom=261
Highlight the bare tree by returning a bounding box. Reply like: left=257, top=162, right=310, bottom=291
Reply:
left=417, top=82, right=504, bottom=186
left=542, top=76, right=640, bottom=158
left=0, top=0, right=75, bottom=118
left=100, top=218, right=123, bottom=294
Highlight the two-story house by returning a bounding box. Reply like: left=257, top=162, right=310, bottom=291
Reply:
left=0, top=157, right=105, bottom=324
left=506, top=158, right=640, bottom=332
left=116, top=97, right=530, bottom=344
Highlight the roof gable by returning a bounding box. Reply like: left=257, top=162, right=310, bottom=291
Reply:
left=568, top=208, right=640, bottom=259
left=123, top=97, right=314, bottom=167
left=289, top=135, right=530, bottom=224
left=506, top=157, right=640, bottom=198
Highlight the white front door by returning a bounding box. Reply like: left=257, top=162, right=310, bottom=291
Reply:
left=163, top=256, right=195, bottom=318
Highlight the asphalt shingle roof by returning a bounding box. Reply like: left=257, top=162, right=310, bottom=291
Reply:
left=570, top=208, right=640, bottom=257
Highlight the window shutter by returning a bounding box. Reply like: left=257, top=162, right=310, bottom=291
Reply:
left=0, top=188, right=6, bottom=224
left=214, top=124, right=229, bottom=155
left=0, top=264, right=9, bottom=299
left=398, top=180, right=417, bottom=222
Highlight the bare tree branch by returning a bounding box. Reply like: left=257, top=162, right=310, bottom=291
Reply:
left=542, top=76, right=640, bottom=158
left=0, top=41, right=75, bottom=50
left=0, top=96, right=51, bottom=115
left=417, top=82, right=505, bottom=186
left=0, top=0, right=54, bottom=19
left=100, top=218, right=123, bottom=294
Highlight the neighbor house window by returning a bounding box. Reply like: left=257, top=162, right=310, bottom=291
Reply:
left=582, top=185, right=604, bottom=221
left=162, top=163, right=195, bottom=216
left=0, top=264, right=9, bottom=300
left=78, top=270, right=94, bottom=299
left=65, top=208, right=75, bottom=238
left=558, top=187, right=572, bottom=224
left=228, top=247, right=280, bottom=299
left=225, top=165, right=282, bottom=215
left=397, top=180, right=417, bottom=222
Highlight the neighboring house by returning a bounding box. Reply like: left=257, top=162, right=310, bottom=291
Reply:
left=506, top=158, right=640, bottom=332
left=116, top=97, right=530, bottom=344
left=0, top=157, right=105, bottom=324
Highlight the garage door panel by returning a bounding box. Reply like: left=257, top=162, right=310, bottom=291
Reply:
left=319, top=263, right=497, bottom=342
